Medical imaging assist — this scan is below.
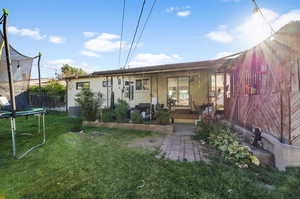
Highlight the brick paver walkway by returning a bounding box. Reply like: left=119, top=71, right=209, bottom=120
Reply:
left=158, top=124, right=205, bottom=162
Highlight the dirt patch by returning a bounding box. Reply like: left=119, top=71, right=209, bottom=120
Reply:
left=127, top=136, right=164, bottom=150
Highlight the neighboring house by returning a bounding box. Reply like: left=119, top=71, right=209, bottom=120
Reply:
left=220, top=21, right=300, bottom=169
left=65, top=60, right=230, bottom=122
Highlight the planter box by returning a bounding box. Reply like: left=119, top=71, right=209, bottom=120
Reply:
left=83, top=121, right=174, bottom=134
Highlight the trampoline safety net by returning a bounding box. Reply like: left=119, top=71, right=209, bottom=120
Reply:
left=0, top=33, right=34, bottom=110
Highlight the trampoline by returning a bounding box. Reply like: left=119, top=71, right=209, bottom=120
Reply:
left=0, top=9, right=47, bottom=159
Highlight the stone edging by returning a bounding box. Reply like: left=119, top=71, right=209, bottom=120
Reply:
left=83, top=121, right=174, bottom=134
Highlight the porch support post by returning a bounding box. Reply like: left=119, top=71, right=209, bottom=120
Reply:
left=150, top=76, right=153, bottom=120
left=156, top=77, right=159, bottom=106
left=215, top=72, right=217, bottom=110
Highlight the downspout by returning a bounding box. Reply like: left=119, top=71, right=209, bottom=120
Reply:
left=106, top=76, right=109, bottom=108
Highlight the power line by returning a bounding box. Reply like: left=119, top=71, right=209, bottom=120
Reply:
left=128, top=0, right=158, bottom=66
left=251, top=0, right=275, bottom=34
left=123, top=0, right=146, bottom=69
left=118, top=0, right=126, bottom=68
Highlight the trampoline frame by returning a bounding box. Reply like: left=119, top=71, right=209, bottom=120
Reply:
left=1, top=9, right=47, bottom=159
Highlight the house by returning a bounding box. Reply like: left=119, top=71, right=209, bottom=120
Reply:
left=65, top=59, right=231, bottom=123
left=219, top=21, right=300, bottom=170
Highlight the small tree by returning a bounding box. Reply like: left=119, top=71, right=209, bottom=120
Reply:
left=75, top=88, right=103, bottom=121
left=114, top=99, right=130, bottom=122
left=59, top=64, right=87, bottom=78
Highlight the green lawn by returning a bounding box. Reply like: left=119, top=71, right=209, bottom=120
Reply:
left=0, top=112, right=299, bottom=199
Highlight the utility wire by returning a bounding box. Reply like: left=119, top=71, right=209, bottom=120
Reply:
left=128, top=0, right=158, bottom=67
left=118, top=0, right=126, bottom=68
left=123, top=0, right=146, bottom=69
left=251, top=0, right=275, bottom=34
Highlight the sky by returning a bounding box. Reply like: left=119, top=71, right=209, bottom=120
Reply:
left=2, top=0, right=300, bottom=78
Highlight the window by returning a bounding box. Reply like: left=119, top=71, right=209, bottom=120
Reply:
left=76, top=82, right=90, bottom=90
left=136, top=79, right=149, bottom=90
left=168, top=77, right=189, bottom=106
left=244, top=71, right=262, bottom=96
left=102, top=80, right=112, bottom=87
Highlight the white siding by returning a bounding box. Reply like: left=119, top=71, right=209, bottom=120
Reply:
left=67, top=76, right=151, bottom=109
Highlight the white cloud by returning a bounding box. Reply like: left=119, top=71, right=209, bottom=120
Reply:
left=222, top=0, right=240, bottom=2
left=77, top=63, right=99, bottom=73
left=235, top=8, right=278, bottom=46
left=129, top=53, right=183, bottom=67
left=84, top=33, right=122, bottom=53
left=177, top=11, right=191, bottom=17
left=206, top=31, right=234, bottom=43
left=48, top=59, right=74, bottom=66
left=166, top=6, right=191, bottom=17
left=166, top=6, right=190, bottom=13
left=172, top=54, right=183, bottom=60
left=8, top=26, right=45, bottom=40
left=83, top=32, right=98, bottom=38
left=214, top=52, right=234, bottom=59
left=235, top=8, right=300, bottom=47
left=80, top=50, right=99, bottom=57
left=46, top=59, right=98, bottom=73
left=206, top=8, right=300, bottom=48
left=49, top=36, right=65, bottom=44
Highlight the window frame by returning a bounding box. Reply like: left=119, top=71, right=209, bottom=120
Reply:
left=76, top=81, right=90, bottom=90
left=135, top=79, right=149, bottom=91
left=167, top=77, right=190, bottom=107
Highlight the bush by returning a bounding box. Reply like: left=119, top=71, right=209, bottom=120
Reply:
left=156, top=109, right=170, bottom=125
left=75, top=88, right=103, bottom=121
left=196, top=122, right=260, bottom=168
left=101, top=108, right=115, bottom=122
left=131, top=111, right=144, bottom=124
left=114, top=99, right=130, bottom=122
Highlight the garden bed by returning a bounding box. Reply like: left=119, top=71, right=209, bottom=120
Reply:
left=83, top=121, right=174, bottom=134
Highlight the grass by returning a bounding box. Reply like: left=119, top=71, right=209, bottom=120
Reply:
left=0, top=112, right=299, bottom=199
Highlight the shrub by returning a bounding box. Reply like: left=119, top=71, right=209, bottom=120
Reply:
left=75, top=88, right=103, bottom=121
left=131, top=111, right=144, bottom=124
left=114, top=99, right=130, bottom=122
left=156, top=109, right=170, bottom=125
left=101, top=108, right=115, bottom=122
left=196, top=122, right=260, bottom=168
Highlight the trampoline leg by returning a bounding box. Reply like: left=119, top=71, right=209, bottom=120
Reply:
left=10, top=117, right=17, bottom=158
left=38, top=114, right=41, bottom=134
left=16, top=113, right=46, bottom=160
left=42, top=113, right=46, bottom=144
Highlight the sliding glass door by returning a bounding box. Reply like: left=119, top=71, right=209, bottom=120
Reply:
left=168, top=77, right=189, bottom=106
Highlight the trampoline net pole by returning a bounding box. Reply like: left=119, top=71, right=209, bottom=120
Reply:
left=3, top=9, right=16, bottom=116
left=10, top=117, right=16, bottom=158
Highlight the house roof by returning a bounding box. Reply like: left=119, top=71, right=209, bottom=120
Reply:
left=65, top=52, right=242, bottom=80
